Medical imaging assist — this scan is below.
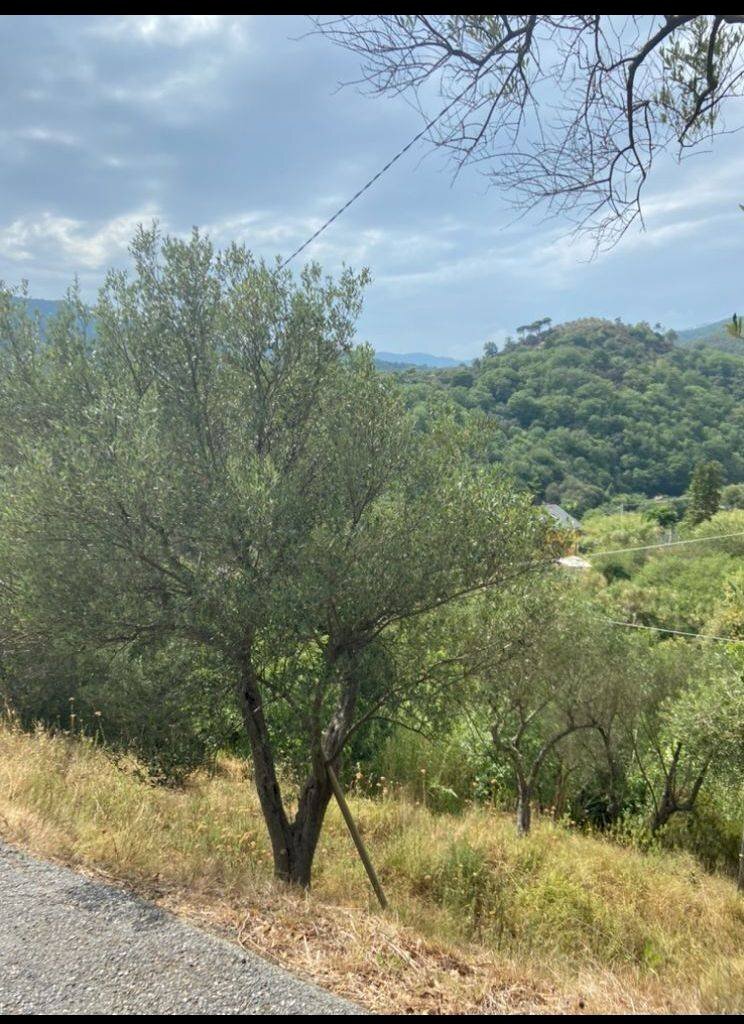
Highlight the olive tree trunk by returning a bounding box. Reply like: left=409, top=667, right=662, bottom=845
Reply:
left=516, top=778, right=533, bottom=835
left=649, top=742, right=708, bottom=835
left=237, top=656, right=335, bottom=885
left=236, top=644, right=358, bottom=888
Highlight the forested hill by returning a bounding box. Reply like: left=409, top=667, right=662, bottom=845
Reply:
left=14, top=301, right=744, bottom=514
left=674, top=318, right=742, bottom=354
left=399, top=318, right=744, bottom=513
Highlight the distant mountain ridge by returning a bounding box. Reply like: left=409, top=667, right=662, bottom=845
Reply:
left=372, top=351, right=463, bottom=368
left=12, top=300, right=464, bottom=370
left=12, top=298, right=744, bottom=363
left=18, top=298, right=66, bottom=321
left=674, top=318, right=742, bottom=354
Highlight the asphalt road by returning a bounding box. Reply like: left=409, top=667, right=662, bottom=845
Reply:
left=0, top=840, right=362, bottom=1015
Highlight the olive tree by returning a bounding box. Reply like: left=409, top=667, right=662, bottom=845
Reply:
left=467, top=580, right=640, bottom=834
left=664, top=651, right=744, bottom=886
left=0, top=227, right=548, bottom=885
left=626, top=642, right=737, bottom=834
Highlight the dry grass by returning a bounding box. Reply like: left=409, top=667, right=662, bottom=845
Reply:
left=1, top=722, right=742, bottom=1014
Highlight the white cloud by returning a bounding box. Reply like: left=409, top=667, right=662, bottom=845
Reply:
left=368, top=159, right=744, bottom=296
left=0, top=208, right=162, bottom=276
left=105, top=65, right=222, bottom=108
left=63, top=14, right=255, bottom=126
left=92, top=15, right=248, bottom=48
left=14, top=127, right=81, bottom=147
left=87, top=17, right=253, bottom=122
left=204, top=208, right=461, bottom=276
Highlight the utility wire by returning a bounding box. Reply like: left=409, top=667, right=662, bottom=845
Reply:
left=560, top=530, right=744, bottom=643
left=277, top=82, right=476, bottom=270
left=585, top=529, right=744, bottom=559
left=607, top=619, right=739, bottom=644
left=269, top=81, right=744, bottom=597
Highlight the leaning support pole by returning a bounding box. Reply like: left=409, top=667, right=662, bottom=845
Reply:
left=326, top=763, right=388, bottom=910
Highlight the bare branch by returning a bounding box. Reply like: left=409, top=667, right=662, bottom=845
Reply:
left=314, top=14, right=744, bottom=246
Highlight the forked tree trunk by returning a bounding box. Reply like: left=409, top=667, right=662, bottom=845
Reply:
left=236, top=645, right=352, bottom=888
left=498, top=720, right=596, bottom=839
left=286, top=766, right=334, bottom=888
left=649, top=743, right=708, bottom=835
left=237, top=655, right=334, bottom=886
left=650, top=789, right=677, bottom=834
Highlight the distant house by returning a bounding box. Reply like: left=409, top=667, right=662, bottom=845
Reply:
left=542, top=503, right=583, bottom=532
left=556, top=554, right=592, bottom=570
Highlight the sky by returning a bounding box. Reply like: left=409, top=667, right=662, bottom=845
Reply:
left=1, top=13, right=743, bottom=360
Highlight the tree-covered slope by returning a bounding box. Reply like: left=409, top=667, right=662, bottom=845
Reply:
left=14, top=300, right=744, bottom=514
left=401, top=318, right=744, bottom=513
left=675, top=318, right=744, bottom=354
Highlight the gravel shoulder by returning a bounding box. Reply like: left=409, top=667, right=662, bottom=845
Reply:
left=0, top=839, right=363, bottom=1015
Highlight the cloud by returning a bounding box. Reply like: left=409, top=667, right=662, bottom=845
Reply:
left=14, top=127, right=81, bottom=147
left=203, top=208, right=459, bottom=273
left=640, top=155, right=744, bottom=220
left=104, top=66, right=225, bottom=109
left=0, top=208, right=161, bottom=285
left=1, top=14, right=742, bottom=353
left=369, top=155, right=744, bottom=297
left=84, top=17, right=254, bottom=124
left=91, top=15, right=248, bottom=48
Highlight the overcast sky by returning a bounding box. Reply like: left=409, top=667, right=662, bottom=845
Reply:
left=1, top=14, right=743, bottom=358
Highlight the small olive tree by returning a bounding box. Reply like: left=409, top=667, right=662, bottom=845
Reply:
left=624, top=642, right=738, bottom=835
left=466, top=580, right=640, bottom=834
left=0, top=228, right=548, bottom=885
left=664, top=650, right=744, bottom=885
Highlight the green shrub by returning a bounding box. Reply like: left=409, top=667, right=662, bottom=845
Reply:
left=430, top=839, right=504, bottom=938
left=376, top=726, right=495, bottom=813
left=1, top=641, right=237, bottom=784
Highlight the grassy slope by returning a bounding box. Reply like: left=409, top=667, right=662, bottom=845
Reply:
left=1, top=722, right=742, bottom=1014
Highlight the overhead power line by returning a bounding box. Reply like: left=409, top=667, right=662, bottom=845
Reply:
left=277, top=81, right=476, bottom=270
left=608, top=619, right=739, bottom=644
left=558, top=530, right=744, bottom=644
left=587, top=529, right=744, bottom=559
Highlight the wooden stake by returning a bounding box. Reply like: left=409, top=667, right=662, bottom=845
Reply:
left=326, top=763, right=388, bottom=910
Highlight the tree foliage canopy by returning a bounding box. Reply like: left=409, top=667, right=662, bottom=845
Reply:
left=399, top=318, right=744, bottom=513
left=0, top=227, right=549, bottom=884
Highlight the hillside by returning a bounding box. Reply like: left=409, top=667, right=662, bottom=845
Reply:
left=675, top=318, right=744, bottom=355
left=400, top=317, right=744, bottom=513
left=14, top=300, right=744, bottom=513
left=1, top=722, right=741, bottom=1014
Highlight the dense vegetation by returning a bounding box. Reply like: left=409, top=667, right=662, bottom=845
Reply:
left=398, top=318, right=744, bottom=514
